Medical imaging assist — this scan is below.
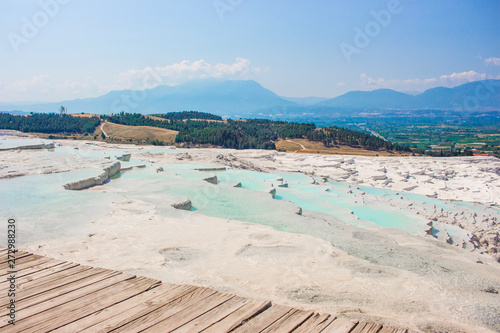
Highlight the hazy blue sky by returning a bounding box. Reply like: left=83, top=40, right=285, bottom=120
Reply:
left=1, top=0, right=499, bottom=102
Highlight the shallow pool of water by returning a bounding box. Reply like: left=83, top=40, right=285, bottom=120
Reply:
left=0, top=142, right=487, bottom=246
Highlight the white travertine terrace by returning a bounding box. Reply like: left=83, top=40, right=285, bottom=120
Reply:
left=63, top=161, right=121, bottom=190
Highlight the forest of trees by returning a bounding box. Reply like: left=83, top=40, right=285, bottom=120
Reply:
left=0, top=111, right=412, bottom=152
left=0, top=113, right=100, bottom=134
left=102, top=112, right=411, bottom=151
left=154, top=111, right=223, bottom=121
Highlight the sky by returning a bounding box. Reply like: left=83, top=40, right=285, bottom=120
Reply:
left=0, top=0, right=499, bottom=103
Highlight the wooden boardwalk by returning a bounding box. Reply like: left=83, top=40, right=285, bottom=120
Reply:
left=0, top=247, right=410, bottom=332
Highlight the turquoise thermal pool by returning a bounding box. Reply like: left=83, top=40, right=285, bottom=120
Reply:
left=0, top=142, right=492, bottom=248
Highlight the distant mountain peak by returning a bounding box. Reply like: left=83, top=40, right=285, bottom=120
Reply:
left=0, top=79, right=297, bottom=115
left=317, top=79, right=500, bottom=110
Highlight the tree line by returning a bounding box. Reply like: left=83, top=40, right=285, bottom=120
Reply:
left=0, top=111, right=411, bottom=152
left=153, top=111, right=223, bottom=121
left=102, top=113, right=410, bottom=151
left=0, top=113, right=100, bottom=134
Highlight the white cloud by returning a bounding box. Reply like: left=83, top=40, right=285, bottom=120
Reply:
left=485, top=57, right=500, bottom=66
left=115, top=57, right=257, bottom=90
left=360, top=70, right=493, bottom=91
left=12, top=75, right=51, bottom=94
left=360, top=73, right=386, bottom=86
left=0, top=58, right=259, bottom=102
left=0, top=75, right=106, bottom=102
left=439, top=71, right=486, bottom=83
left=402, top=78, right=437, bottom=85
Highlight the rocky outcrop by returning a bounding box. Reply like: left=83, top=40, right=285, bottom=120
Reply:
left=412, top=198, right=500, bottom=262
left=117, top=153, right=131, bottom=162
left=0, top=142, right=54, bottom=151
left=215, top=153, right=266, bottom=173
left=195, top=167, right=226, bottom=171
left=269, top=188, right=276, bottom=199
left=295, top=207, right=303, bottom=215
left=63, top=162, right=121, bottom=190
left=203, top=175, right=218, bottom=185
left=176, top=153, right=192, bottom=160
left=404, top=186, right=418, bottom=191
left=171, top=199, right=192, bottom=211
left=278, top=182, right=288, bottom=188
left=233, top=182, right=242, bottom=187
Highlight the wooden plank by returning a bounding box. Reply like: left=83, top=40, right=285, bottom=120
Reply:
left=0, top=252, right=33, bottom=266
left=115, top=286, right=217, bottom=332
left=1, top=276, right=150, bottom=331
left=9, top=272, right=133, bottom=319
left=0, top=257, right=53, bottom=276
left=292, top=313, right=336, bottom=333
left=0, top=249, right=14, bottom=263
left=77, top=285, right=199, bottom=333
left=200, top=299, right=272, bottom=333
left=322, top=317, right=359, bottom=333
left=0, top=253, right=41, bottom=270
left=0, top=249, right=22, bottom=262
left=2, top=277, right=159, bottom=333
left=0, top=270, right=121, bottom=321
left=378, top=327, right=407, bottom=333
left=16, top=265, right=95, bottom=292
left=170, top=296, right=252, bottom=332
left=141, top=292, right=235, bottom=332
left=231, top=304, right=293, bottom=332
left=0, top=259, right=65, bottom=280
left=0, top=262, right=80, bottom=287
left=0, top=263, right=88, bottom=303
left=8, top=257, right=55, bottom=274
left=0, top=267, right=109, bottom=309
left=350, top=321, right=383, bottom=333
left=54, top=284, right=195, bottom=333
left=263, top=309, right=314, bottom=333
left=0, top=260, right=75, bottom=283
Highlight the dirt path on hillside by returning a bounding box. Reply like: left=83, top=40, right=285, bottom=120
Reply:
left=286, top=139, right=306, bottom=150
left=100, top=121, right=109, bottom=137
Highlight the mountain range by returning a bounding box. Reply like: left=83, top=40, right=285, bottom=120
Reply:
left=1, top=79, right=499, bottom=116
left=317, top=80, right=500, bottom=110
